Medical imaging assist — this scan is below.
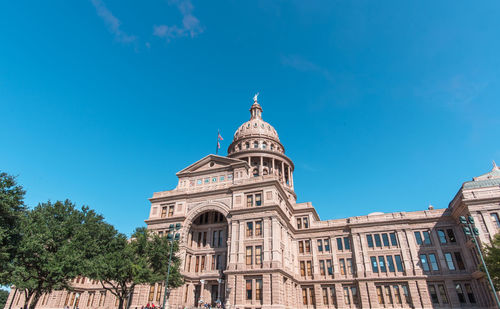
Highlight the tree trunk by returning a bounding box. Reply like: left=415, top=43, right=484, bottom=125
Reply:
left=23, top=290, right=33, bottom=309
left=117, top=297, right=124, bottom=309
left=28, top=291, right=41, bottom=309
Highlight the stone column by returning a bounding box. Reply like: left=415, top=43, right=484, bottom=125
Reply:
left=287, top=165, right=291, bottom=186
left=271, top=217, right=282, bottom=267
left=403, top=229, right=421, bottom=276
left=260, top=156, right=264, bottom=176
left=263, top=217, right=272, bottom=268
left=238, top=221, right=245, bottom=270
left=416, top=280, right=432, bottom=308
left=272, top=158, right=275, bottom=175
left=281, top=161, right=285, bottom=182
left=352, top=233, right=366, bottom=277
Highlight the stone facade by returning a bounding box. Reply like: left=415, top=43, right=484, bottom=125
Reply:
left=5, top=98, right=500, bottom=309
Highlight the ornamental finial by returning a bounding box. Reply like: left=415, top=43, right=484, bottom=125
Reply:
left=253, top=92, right=259, bottom=103
left=493, top=160, right=499, bottom=171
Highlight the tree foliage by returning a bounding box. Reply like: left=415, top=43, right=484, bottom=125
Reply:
left=483, top=233, right=500, bottom=290
left=0, top=172, right=26, bottom=284
left=0, top=289, right=9, bottom=309
left=86, top=227, right=183, bottom=309
left=9, top=200, right=117, bottom=309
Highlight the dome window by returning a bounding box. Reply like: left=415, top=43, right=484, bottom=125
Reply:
left=246, top=142, right=250, bottom=149
left=261, top=124, right=264, bottom=128
left=262, top=142, right=267, bottom=149
left=270, top=144, right=274, bottom=150
left=254, top=123, right=257, bottom=128
left=253, top=141, right=259, bottom=148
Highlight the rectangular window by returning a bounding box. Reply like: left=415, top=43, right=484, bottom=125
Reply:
left=445, top=253, right=455, bottom=270
left=395, top=255, right=403, bottom=272
left=195, top=256, right=200, bottom=272
left=300, top=261, right=306, bottom=277
left=303, top=217, right=309, bottom=228
left=299, top=241, right=304, bottom=254
left=307, top=261, right=313, bottom=277
left=246, top=280, right=252, bottom=300
left=385, top=286, right=393, bottom=304
left=379, top=256, right=386, bottom=272
left=386, top=255, right=395, bottom=272
left=247, top=195, right=253, bottom=207
left=438, top=230, right=447, bottom=244
left=402, top=285, right=411, bottom=304
left=319, top=260, right=325, bottom=275
left=393, top=285, right=402, bottom=304
left=246, top=247, right=253, bottom=265
left=423, top=231, right=432, bottom=245
left=371, top=256, right=378, bottom=273
left=455, top=283, right=466, bottom=303
left=374, top=234, right=382, bottom=247
left=322, top=288, right=329, bottom=306
left=168, top=205, right=174, bottom=217
left=203, top=232, right=207, bottom=246
left=305, top=240, right=311, bottom=253
left=201, top=256, right=205, bottom=271
left=377, top=286, right=384, bottom=304
left=464, top=283, right=476, bottom=303
left=256, top=279, right=263, bottom=301
left=255, top=246, right=262, bottom=265
left=454, top=252, right=465, bottom=270
left=317, top=239, right=323, bottom=252
left=367, top=234, right=374, bottom=247
left=414, top=231, right=423, bottom=245
left=255, top=194, right=262, bottom=206
left=382, top=233, right=390, bottom=247
left=337, top=237, right=343, bottom=250
left=211, top=254, right=216, bottom=270
left=246, top=222, right=253, bottom=237
left=347, top=258, right=353, bottom=274
left=327, top=259, right=333, bottom=275
left=438, top=284, right=449, bottom=304
left=340, top=258, right=346, bottom=275
left=297, top=218, right=302, bottom=229
left=255, top=221, right=262, bottom=236
left=324, top=239, right=330, bottom=252
left=344, top=237, right=350, bottom=250
left=343, top=287, right=351, bottom=305
left=161, top=206, right=167, bottom=218
left=302, top=289, right=308, bottom=305
left=447, top=229, right=456, bottom=242
left=492, top=213, right=500, bottom=228
left=428, top=285, right=439, bottom=304
left=420, top=254, right=430, bottom=271
left=148, top=285, right=155, bottom=301
left=429, top=253, right=439, bottom=271
left=390, top=232, right=397, bottom=246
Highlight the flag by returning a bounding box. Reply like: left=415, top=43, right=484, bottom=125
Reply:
left=216, top=130, right=223, bottom=154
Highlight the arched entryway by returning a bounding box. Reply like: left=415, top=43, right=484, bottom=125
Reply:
left=184, top=210, right=228, bottom=307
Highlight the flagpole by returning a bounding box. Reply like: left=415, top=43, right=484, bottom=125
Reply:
left=216, top=129, right=219, bottom=155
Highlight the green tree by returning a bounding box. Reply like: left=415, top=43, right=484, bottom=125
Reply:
left=483, top=233, right=500, bottom=290
left=0, top=172, right=26, bottom=284
left=9, top=200, right=117, bottom=309
left=87, top=227, right=183, bottom=309
left=0, top=289, right=9, bottom=309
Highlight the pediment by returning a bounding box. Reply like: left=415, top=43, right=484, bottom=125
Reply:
left=176, top=154, right=247, bottom=176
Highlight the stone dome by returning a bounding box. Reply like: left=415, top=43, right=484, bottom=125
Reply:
left=232, top=102, right=280, bottom=143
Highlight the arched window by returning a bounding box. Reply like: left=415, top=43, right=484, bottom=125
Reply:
left=262, top=142, right=267, bottom=149
left=253, top=141, right=259, bottom=148
left=246, top=142, right=250, bottom=149
left=253, top=168, right=259, bottom=177
left=270, top=144, right=274, bottom=150
left=238, top=144, right=242, bottom=151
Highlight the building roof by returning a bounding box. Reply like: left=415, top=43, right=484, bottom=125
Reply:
left=463, top=161, right=500, bottom=189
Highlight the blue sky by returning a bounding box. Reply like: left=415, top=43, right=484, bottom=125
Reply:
left=1, top=0, right=499, bottom=236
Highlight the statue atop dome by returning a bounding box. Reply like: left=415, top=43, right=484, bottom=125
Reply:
left=253, top=92, right=259, bottom=102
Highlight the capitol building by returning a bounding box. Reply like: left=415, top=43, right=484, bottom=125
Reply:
left=5, top=97, right=500, bottom=309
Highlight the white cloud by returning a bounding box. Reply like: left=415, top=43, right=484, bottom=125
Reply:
left=281, top=54, right=333, bottom=82
left=154, top=0, right=204, bottom=40
left=90, top=0, right=136, bottom=43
